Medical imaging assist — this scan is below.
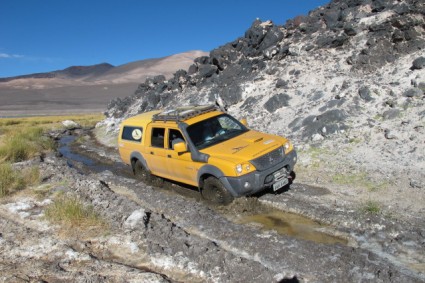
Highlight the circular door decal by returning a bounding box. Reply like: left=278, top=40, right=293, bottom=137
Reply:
left=132, top=129, right=142, bottom=140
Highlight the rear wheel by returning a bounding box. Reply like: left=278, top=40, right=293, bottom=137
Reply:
left=202, top=177, right=234, bottom=205
left=133, top=159, right=163, bottom=186
left=133, top=160, right=149, bottom=180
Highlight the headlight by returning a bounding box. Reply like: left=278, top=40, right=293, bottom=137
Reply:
left=235, top=163, right=253, bottom=175
left=236, top=164, right=243, bottom=174
left=284, top=141, right=292, bottom=154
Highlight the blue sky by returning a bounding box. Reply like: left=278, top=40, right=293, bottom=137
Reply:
left=0, top=0, right=329, bottom=78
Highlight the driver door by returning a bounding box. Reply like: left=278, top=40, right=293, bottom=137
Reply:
left=165, top=128, right=198, bottom=186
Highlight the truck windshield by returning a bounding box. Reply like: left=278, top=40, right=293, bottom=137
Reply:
left=187, top=114, right=248, bottom=150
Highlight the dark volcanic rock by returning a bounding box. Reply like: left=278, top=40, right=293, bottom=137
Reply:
left=210, top=44, right=239, bottom=71
left=358, top=86, right=374, bottom=102
left=153, top=75, right=166, bottom=84
left=244, top=20, right=268, bottom=50
left=323, top=9, right=341, bottom=29
left=241, top=96, right=261, bottom=110
left=198, top=64, right=218, bottom=78
left=404, top=88, right=424, bottom=98
left=220, top=84, right=243, bottom=105
left=302, top=109, right=347, bottom=139
left=264, top=93, right=291, bottom=113
left=188, top=64, right=198, bottom=75
left=411, top=57, right=425, bottom=70
left=382, top=109, right=401, bottom=120
left=316, top=34, right=349, bottom=48
left=275, top=79, right=289, bottom=89
left=259, top=25, right=284, bottom=51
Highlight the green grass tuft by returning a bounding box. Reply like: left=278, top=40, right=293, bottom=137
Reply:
left=45, top=195, right=105, bottom=228
left=0, top=163, right=24, bottom=197
left=361, top=200, right=381, bottom=214
left=0, top=127, right=55, bottom=162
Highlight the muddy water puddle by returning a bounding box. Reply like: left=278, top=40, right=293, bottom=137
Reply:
left=217, top=198, right=348, bottom=245
left=236, top=210, right=348, bottom=245
left=58, top=135, right=131, bottom=177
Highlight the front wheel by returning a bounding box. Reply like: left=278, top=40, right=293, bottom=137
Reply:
left=202, top=177, right=234, bottom=205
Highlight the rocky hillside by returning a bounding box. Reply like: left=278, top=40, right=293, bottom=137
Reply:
left=101, top=0, right=425, bottom=207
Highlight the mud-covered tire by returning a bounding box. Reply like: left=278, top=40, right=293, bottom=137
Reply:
left=133, top=160, right=149, bottom=180
left=133, top=160, right=163, bottom=186
left=202, top=177, right=234, bottom=205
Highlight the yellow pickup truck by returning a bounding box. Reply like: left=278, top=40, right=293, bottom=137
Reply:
left=118, top=105, right=297, bottom=204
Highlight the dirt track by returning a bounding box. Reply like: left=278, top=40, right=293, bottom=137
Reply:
left=1, top=128, right=424, bottom=282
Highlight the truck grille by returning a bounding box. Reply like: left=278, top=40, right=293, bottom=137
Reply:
left=250, top=147, right=284, bottom=171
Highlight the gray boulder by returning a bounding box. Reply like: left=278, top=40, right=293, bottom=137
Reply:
left=411, top=57, right=425, bottom=70
left=301, top=109, right=347, bottom=139
left=358, top=86, right=374, bottom=102
left=404, top=88, right=423, bottom=98
left=264, top=93, right=291, bottom=113
left=382, top=109, right=401, bottom=120
left=198, top=64, right=218, bottom=78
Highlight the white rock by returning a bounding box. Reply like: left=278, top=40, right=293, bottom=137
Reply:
left=123, top=209, right=146, bottom=230
left=62, top=120, right=81, bottom=129
left=312, top=133, right=324, bottom=141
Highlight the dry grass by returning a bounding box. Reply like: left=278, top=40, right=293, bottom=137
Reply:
left=0, top=163, right=40, bottom=197
left=0, top=113, right=104, bottom=130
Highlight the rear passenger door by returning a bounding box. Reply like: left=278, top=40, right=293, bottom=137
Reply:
left=145, top=127, right=167, bottom=176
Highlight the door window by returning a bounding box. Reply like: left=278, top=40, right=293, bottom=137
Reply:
left=151, top=128, right=165, bottom=148
left=168, top=129, right=185, bottom=149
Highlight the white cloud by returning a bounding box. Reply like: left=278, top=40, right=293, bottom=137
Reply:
left=0, top=52, right=24, bottom=59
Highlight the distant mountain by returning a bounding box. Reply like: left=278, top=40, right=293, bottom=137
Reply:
left=0, top=63, right=115, bottom=83
left=0, top=50, right=207, bottom=87
left=0, top=50, right=207, bottom=116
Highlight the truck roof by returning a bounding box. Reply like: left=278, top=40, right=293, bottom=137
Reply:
left=122, top=105, right=222, bottom=127
left=152, top=105, right=217, bottom=122
left=121, top=110, right=161, bottom=126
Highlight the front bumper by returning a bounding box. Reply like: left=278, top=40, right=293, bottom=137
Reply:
left=220, top=150, right=297, bottom=197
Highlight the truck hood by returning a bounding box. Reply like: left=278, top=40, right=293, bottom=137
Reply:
left=201, top=130, right=286, bottom=163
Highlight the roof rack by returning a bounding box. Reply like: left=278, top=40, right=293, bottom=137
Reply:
left=152, top=104, right=217, bottom=122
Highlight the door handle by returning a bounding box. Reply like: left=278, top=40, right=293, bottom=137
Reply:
left=167, top=154, right=171, bottom=158
left=150, top=151, right=154, bottom=155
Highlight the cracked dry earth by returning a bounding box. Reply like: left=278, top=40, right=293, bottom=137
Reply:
left=1, top=129, right=424, bottom=282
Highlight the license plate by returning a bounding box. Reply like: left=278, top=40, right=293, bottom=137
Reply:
left=273, top=178, right=289, bottom=191
left=274, top=167, right=287, bottom=179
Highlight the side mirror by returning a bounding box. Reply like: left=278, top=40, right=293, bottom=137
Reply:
left=240, top=118, right=248, bottom=127
left=173, top=142, right=187, bottom=153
